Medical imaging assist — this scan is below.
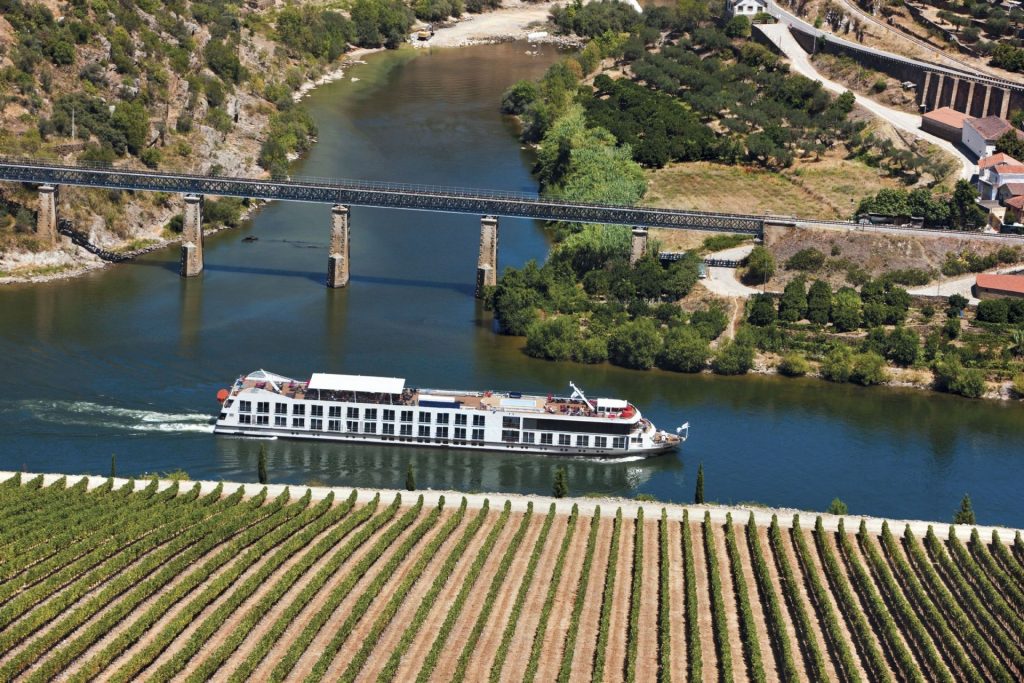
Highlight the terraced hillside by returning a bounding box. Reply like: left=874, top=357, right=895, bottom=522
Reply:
left=1, top=472, right=1023, bottom=682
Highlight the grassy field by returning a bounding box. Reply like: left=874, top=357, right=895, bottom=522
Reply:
left=643, top=159, right=906, bottom=221
left=1, top=474, right=1022, bottom=682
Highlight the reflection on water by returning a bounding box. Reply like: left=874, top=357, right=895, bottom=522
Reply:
left=0, top=43, right=1021, bottom=526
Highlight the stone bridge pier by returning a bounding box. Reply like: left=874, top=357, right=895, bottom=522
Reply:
left=36, top=184, right=58, bottom=247
left=327, top=204, right=350, bottom=288
left=630, top=227, right=648, bottom=265
left=475, top=215, right=498, bottom=298
left=179, top=194, right=203, bottom=277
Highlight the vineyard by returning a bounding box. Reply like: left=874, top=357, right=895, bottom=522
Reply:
left=1, top=473, right=1023, bottom=682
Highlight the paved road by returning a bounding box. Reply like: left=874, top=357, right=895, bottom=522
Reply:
left=907, top=264, right=1024, bottom=304
left=699, top=244, right=762, bottom=298
left=758, top=23, right=976, bottom=181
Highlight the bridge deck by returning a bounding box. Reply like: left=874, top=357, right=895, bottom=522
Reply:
left=0, top=157, right=763, bottom=234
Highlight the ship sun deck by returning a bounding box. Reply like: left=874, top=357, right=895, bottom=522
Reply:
left=233, top=371, right=632, bottom=419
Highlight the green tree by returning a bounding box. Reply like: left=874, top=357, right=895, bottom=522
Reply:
left=830, top=287, right=862, bottom=332
left=807, top=280, right=832, bottom=325
left=745, top=246, right=775, bottom=285
left=778, top=277, right=808, bottom=322
left=258, top=445, right=268, bottom=485
left=777, top=352, right=810, bottom=377
left=405, top=462, right=416, bottom=491
left=949, top=179, right=986, bottom=230
left=608, top=319, right=661, bottom=370
left=204, top=40, right=243, bottom=83
left=953, top=494, right=976, bottom=525
left=885, top=326, right=920, bottom=366
left=747, top=293, right=777, bottom=326
left=658, top=326, right=710, bottom=373
left=553, top=466, right=569, bottom=498
left=827, top=497, right=848, bottom=515
left=694, top=462, right=705, bottom=504
left=501, top=80, right=539, bottom=115
left=724, top=14, right=751, bottom=37
left=111, top=101, right=149, bottom=155
left=525, top=317, right=578, bottom=361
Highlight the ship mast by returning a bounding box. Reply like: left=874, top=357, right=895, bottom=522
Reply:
left=568, top=381, right=595, bottom=410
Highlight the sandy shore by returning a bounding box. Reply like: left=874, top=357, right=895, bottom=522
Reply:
left=5, top=471, right=1019, bottom=539
left=414, top=1, right=582, bottom=48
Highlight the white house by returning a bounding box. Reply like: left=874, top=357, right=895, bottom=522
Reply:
left=727, top=0, right=768, bottom=16
left=962, top=116, right=1015, bottom=160
left=977, top=154, right=1024, bottom=200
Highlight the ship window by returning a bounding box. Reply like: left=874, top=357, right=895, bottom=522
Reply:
left=455, top=414, right=467, bottom=425
left=383, top=423, right=395, bottom=435
left=540, top=433, right=553, bottom=445
left=523, top=432, right=535, bottom=444
left=383, top=409, right=395, bottom=421
left=311, top=405, right=323, bottom=417
left=292, top=417, right=305, bottom=428
left=576, top=435, right=589, bottom=447
left=436, top=426, right=448, bottom=438
left=239, top=401, right=251, bottom=413
left=329, top=419, right=341, bottom=431
left=293, top=404, right=305, bottom=416
left=558, top=434, right=571, bottom=446
left=418, top=411, right=431, bottom=423
left=502, top=430, right=519, bottom=443
left=347, top=407, right=359, bottom=419
left=365, top=423, right=377, bottom=434
left=418, top=425, right=431, bottom=437
left=401, top=410, right=413, bottom=423
left=502, top=416, right=520, bottom=428
left=400, top=424, right=412, bottom=436
left=365, top=408, right=378, bottom=421
left=311, top=418, right=323, bottom=430
left=239, top=414, right=252, bottom=424
left=347, top=420, right=358, bottom=432
left=276, top=403, right=288, bottom=415
left=472, top=428, right=484, bottom=441
left=275, top=416, right=287, bottom=427
left=454, top=427, right=467, bottom=440
left=256, top=402, right=269, bottom=414
left=473, top=415, right=485, bottom=427
left=632, top=437, right=642, bottom=443
left=255, top=415, right=268, bottom=425
left=613, top=436, right=627, bottom=449
left=595, top=436, right=607, bottom=448
left=436, top=413, right=449, bottom=425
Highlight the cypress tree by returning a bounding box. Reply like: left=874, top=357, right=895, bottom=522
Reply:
left=405, top=462, right=416, bottom=491
left=258, top=445, right=268, bottom=485
left=110, top=454, right=117, bottom=479
left=694, top=463, right=705, bottom=504
left=953, top=493, right=975, bottom=525
left=552, top=466, right=569, bottom=498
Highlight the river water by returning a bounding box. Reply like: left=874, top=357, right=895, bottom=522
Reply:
left=2, top=43, right=1022, bottom=526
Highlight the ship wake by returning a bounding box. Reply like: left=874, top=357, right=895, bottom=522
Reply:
left=11, top=400, right=215, bottom=434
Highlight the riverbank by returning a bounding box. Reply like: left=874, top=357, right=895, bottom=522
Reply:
left=413, top=0, right=582, bottom=48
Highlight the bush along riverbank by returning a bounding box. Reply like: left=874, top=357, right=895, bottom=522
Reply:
left=486, top=2, right=1024, bottom=402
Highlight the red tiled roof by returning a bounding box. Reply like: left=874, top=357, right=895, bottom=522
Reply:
left=1004, top=195, right=1024, bottom=209
left=967, top=116, right=1015, bottom=141
left=993, top=164, right=1024, bottom=175
left=923, top=106, right=969, bottom=129
left=980, top=152, right=1020, bottom=169
left=976, top=273, right=1024, bottom=294
left=1000, top=183, right=1024, bottom=197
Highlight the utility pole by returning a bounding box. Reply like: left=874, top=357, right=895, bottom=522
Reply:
left=71, top=106, right=76, bottom=142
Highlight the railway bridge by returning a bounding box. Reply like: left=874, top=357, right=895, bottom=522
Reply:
left=0, top=157, right=764, bottom=295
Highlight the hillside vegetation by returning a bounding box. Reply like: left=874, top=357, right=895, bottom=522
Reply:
left=1, top=473, right=1022, bottom=681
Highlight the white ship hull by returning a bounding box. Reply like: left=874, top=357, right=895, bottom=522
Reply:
left=214, top=370, right=685, bottom=459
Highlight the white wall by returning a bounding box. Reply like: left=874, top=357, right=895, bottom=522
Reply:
left=962, top=121, right=997, bottom=161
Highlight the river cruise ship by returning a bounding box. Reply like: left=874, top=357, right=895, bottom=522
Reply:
left=214, top=370, right=687, bottom=457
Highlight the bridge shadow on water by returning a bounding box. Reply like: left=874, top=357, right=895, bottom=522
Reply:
left=129, top=257, right=475, bottom=294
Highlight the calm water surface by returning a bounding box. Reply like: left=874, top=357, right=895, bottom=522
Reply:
left=2, top=44, right=1022, bottom=525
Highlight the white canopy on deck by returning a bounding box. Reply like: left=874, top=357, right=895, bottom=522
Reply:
left=307, top=373, right=405, bottom=395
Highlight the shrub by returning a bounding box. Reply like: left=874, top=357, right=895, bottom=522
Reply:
left=691, top=304, right=729, bottom=340
left=1013, top=373, right=1024, bottom=398
left=827, top=497, right=848, bottom=515
left=785, top=247, right=826, bottom=271
left=934, top=353, right=986, bottom=398
left=777, top=352, right=810, bottom=377
left=977, top=298, right=1009, bottom=323
left=779, top=277, right=807, bottom=322
left=658, top=327, right=710, bottom=373
left=744, top=246, right=775, bottom=284
left=807, top=280, right=832, bottom=325
left=747, top=293, right=777, bottom=326
left=821, top=346, right=853, bottom=383
left=850, top=352, right=887, bottom=386
left=608, top=319, right=661, bottom=370
left=830, top=287, right=862, bottom=331
left=525, top=317, right=578, bottom=361
left=712, top=339, right=754, bottom=375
